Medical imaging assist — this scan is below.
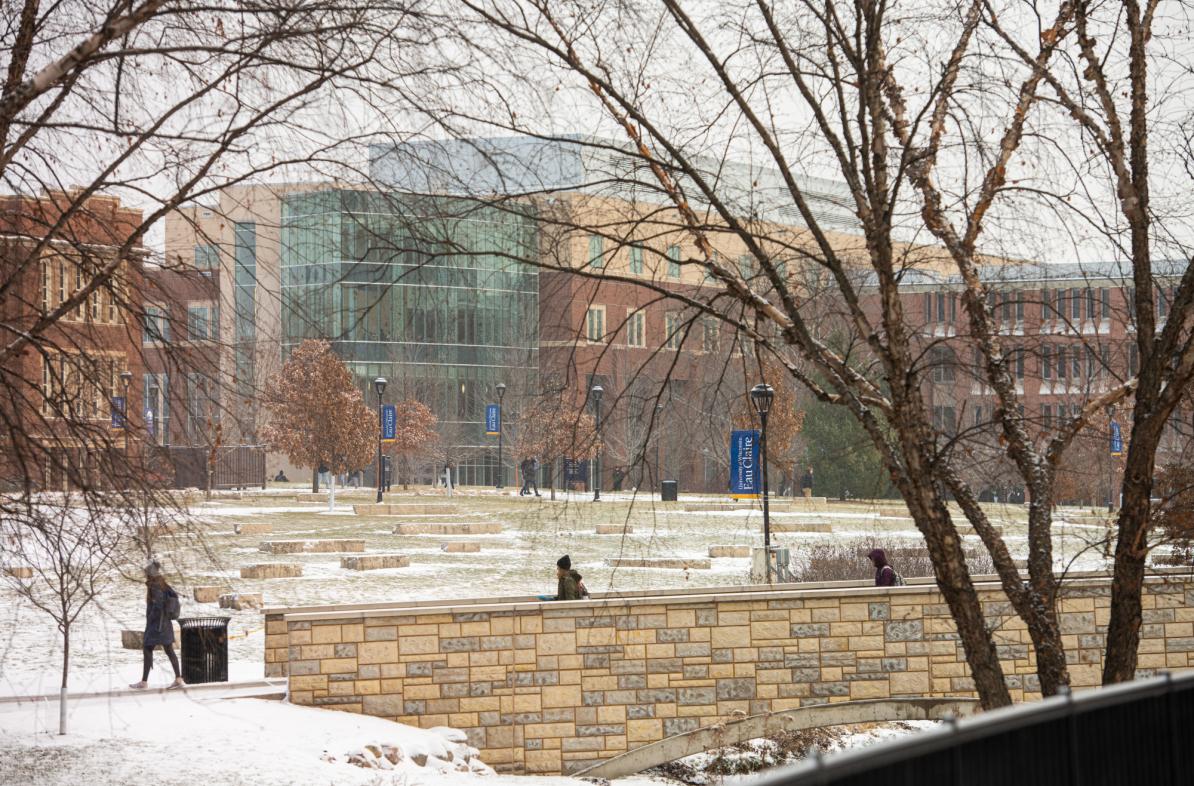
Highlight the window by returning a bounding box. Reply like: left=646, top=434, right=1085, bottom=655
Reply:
left=1158, top=287, right=1169, bottom=320
left=738, top=255, right=754, bottom=280
left=1101, top=288, right=1111, bottom=319
left=667, top=245, right=681, bottom=279
left=629, top=244, right=644, bottom=275
left=1000, top=292, right=1011, bottom=322
left=930, top=347, right=955, bottom=383
left=1014, top=348, right=1025, bottom=379
left=626, top=309, right=645, bottom=347
left=1056, top=289, right=1067, bottom=321
left=1086, top=289, right=1096, bottom=320
left=194, top=243, right=219, bottom=269
left=41, top=259, right=51, bottom=312
left=143, top=306, right=169, bottom=344
left=1072, top=346, right=1082, bottom=378
left=1086, top=346, right=1097, bottom=378
left=1042, top=345, right=1052, bottom=379
left=1016, top=291, right=1025, bottom=322
left=144, top=373, right=169, bottom=445
left=702, top=319, right=720, bottom=353
left=932, top=405, right=957, bottom=436
left=665, top=313, right=682, bottom=349
left=1057, top=346, right=1068, bottom=378
left=585, top=306, right=605, bottom=342
left=188, top=305, right=215, bottom=341
left=937, top=292, right=948, bottom=324
left=1042, top=404, right=1053, bottom=429
left=1129, top=343, right=1139, bottom=375
left=587, top=234, right=604, bottom=269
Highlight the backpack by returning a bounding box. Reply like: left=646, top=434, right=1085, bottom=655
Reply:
left=165, top=589, right=181, bottom=620
left=890, top=568, right=906, bottom=587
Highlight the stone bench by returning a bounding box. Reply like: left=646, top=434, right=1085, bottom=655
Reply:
left=241, top=563, right=303, bottom=579
left=219, top=593, right=264, bottom=610
left=259, top=539, right=366, bottom=554
left=354, top=503, right=461, bottom=516
left=3, top=566, right=33, bottom=579
left=393, top=522, right=502, bottom=535
left=595, top=525, right=633, bottom=535
left=193, top=586, right=223, bottom=603
left=607, top=558, right=712, bottom=570
left=441, top=542, right=481, bottom=553
left=708, top=545, right=751, bottom=558
left=341, top=555, right=410, bottom=570
left=772, top=521, right=832, bottom=533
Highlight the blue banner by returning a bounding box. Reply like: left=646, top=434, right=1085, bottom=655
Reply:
left=110, top=396, right=126, bottom=430
left=1110, top=421, right=1123, bottom=456
left=381, top=404, right=397, bottom=443
left=729, top=429, right=760, bottom=499
left=485, top=403, right=501, bottom=436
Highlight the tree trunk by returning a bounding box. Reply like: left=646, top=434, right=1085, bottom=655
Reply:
left=328, top=473, right=336, bottom=513
left=312, top=467, right=319, bottom=493
left=549, top=457, right=556, bottom=501
left=1102, top=443, right=1156, bottom=683
left=59, top=625, right=69, bottom=735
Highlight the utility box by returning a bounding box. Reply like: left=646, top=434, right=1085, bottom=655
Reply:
left=750, top=547, right=797, bottom=584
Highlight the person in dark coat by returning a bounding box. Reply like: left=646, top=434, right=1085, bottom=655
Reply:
left=800, top=466, right=815, bottom=498
left=550, top=555, right=589, bottom=601
left=867, top=548, right=898, bottom=587
left=130, top=560, right=184, bottom=690
left=519, top=458, right=532, bottom=496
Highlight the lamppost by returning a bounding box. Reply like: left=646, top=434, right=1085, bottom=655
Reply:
left=374, top=376, right=387, bottom=503
left=751, top=383, right=775, bottom=583
left=591, top=384, right=603, bottom=502
left=119, top=370, right=132, bottom=487
left=495, top=382, right=506, bottom=489
left=654, top=401, right=665, bottom=491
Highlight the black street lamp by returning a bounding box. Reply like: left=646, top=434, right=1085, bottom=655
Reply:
left=591, top=384, right=604, bottom=502
left=751, top=383, right=775, bottom=582
left=496, top=382, right=507, bottom=489
left=119, top=370, right=132, bottom=487
left=655, top=401, right=665, bottom=492
left=374, top=376, right=387, bottom=503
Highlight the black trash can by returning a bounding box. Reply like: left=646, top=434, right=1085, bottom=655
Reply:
left=179, top=617, right=230, bottom=684
left=661, top=480, right=678, bottom=502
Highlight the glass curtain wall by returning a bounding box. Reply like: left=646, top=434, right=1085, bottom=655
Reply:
left=280, top=190, right=540, bottom=486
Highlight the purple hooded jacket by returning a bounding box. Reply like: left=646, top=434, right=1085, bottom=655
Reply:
left=868, top=549, right=897, bottom=587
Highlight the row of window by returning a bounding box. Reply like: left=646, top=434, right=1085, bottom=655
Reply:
left=586, top=305, right=731, bottom=353
left=924, top=287, right=1122, bottom=325
left=40, top=354, right=124, bottom=420
left=40, top=256, right=124, bottom=325
left=585, top=235, right=778, bottom=285
left=143, top=304, right=219, bottom=344
left=929, top=343, right=1127, bottom=384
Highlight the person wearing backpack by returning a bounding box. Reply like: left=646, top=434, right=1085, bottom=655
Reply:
left=130, top=559, right=184, bottom=690
left=867, top=548, right=905, bottom=587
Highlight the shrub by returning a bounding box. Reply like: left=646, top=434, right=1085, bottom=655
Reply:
left=790, top=535, right=995, bottom=582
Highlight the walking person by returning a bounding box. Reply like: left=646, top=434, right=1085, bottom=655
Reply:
left=867, top=549, right=903, bottom=587
left=519, top=457, right=532, bottom=496
left=130, top=560, right=184, bottom=690
left=528, top=456, right=541, bottom=497
left=800, top=466, right=815, bottom=498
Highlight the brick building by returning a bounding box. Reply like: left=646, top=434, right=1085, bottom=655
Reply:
left=0, top=189, right=145, bottom=491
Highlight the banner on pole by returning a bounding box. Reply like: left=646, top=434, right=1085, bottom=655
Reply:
left=1110, top=421, right=1123, bottom=456
left=381, top=404, right=397, bottom=443
left=729, top=429, right=760, bottom=499
left=485, top=404, right=501, bottom=436
left=110, top=396, right=126, bottom=430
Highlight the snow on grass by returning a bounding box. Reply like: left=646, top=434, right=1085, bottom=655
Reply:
left=0, top=691, right=498, bottom=786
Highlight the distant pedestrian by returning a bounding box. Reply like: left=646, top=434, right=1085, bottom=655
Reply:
left=518, top=458, right=530, bottom=495
left=274, top=469, right=289, bottom=483
left=529, top=457, right=540, bottom=497
left=800, top=466, right=814, bottom=498
left=867, top=549, right=904, bottom=587
left=129, top=560, right=184, bottom=690
left=612, top=466, right=626, bottom=492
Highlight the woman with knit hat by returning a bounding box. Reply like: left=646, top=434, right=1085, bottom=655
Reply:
left=129, top=559, right=184, bottom=690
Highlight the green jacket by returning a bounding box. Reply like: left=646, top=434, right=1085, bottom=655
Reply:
left=556, top=570, right=584, bottom=601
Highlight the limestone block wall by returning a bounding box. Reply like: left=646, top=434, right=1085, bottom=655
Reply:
left=271, top=574, right=1194, bottom=775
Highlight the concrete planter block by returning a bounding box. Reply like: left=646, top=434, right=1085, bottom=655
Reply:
left=771, top=522, right=832, bottom=533
left=354, top=503, right=461, bottom=516
left=708, top=546, right=751, bottom=558
left=121, top=630, right=143, bottom=649
left=607, top=558, right=712, bottom=570
left=219, top=592, right=264, bottom=610
left=441, top=542, right=481, bottom=553
left=341, top=555, right=411, bottom=571
left=234, top=522, right=273, bottom=536
left=3, top=566, right=33, bottom=579
left=596, top=525, right=633, bottom=535
left=258, top=539, right=366, bottom=554
left=394, top=522, right=502, bottom=535
left=241, top=563, right=303, bottom=579
left=193, top=586, right=222, bottom=603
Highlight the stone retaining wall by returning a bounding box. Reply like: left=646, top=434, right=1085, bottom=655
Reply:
left=270, top=573, right=1194, bottom=775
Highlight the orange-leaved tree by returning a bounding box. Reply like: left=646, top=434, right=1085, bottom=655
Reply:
left=516, top=393, right=598, bottom=500
left=386, top=399, right=438, bottom=489
left=261, top=340, right=375, bottom=509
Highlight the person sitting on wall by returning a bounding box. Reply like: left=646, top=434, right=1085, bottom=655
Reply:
left=537, top=555, right=589, bottom=601
left=274, top=470, right=289, bottom=483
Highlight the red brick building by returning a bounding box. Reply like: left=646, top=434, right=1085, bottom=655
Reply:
left=0, top=190, right=146, bottom=491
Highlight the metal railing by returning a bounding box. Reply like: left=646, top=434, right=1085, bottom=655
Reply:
left=754, top=671, right=1194, bottom=786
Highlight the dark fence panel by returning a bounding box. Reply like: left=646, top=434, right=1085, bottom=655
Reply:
left=164, top=446, right=266, bottom=490
left=756, top=672, right=1194, bottom=786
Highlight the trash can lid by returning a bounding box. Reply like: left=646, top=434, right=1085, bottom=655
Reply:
left=179, top=616, right=232, bottom=628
